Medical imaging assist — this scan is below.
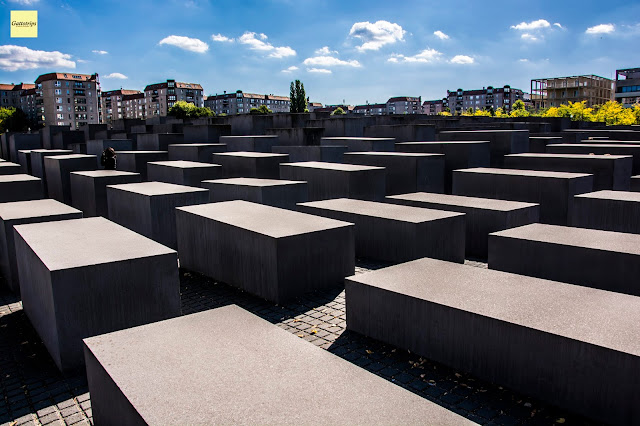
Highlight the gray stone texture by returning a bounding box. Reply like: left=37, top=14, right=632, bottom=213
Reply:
left=176, top=201, right=355, bottom=303
left=9, top=133, right=41, bottom=163
left=85, top=139, right=134, bottom=166
left=571, top=190, right=640, bottom=234
left=298, top=198, right=465, bottom=263
left=219, top=135, right=279, bottom=152
left=16, top=150, right=31, bottom=174
left=265, top=127, right=324, bottom=146
left=0, top=162, right=21, bottom=175
left=529, top=137, right=562, bottom=153
left=168, top=143, right=226, bottom=162
left=452, top=168, right=593, bottom=225
left=0, top=174, right=42, bottom=203
left=15, top=217, right=180, bottom=372
left=213, top=151, right=289, bottom=179
left=546, top=143, right=640, bottom=174
left=631, top=175, right=640, bottom=192
left=39, top=125, right=70, bottom=150
left=44, top=154, right=97, bottom=204
left=51, top=130, right=85, bottom=150
left=147, top=160, right=223, bottom=187
left=321, top=137, right=395, bottom=152
left=29, top=149, right=73, bottom=194
left=201, top=177, right=308, bottom=209
left=70, top=170, right=142, bottom=218
left=346, top=257, right=640, bottom=425
left=183, top=124, right=231, bottom=143
left=116, top=150, right=169, bottom=181
left=363, top=124, right=436, bottom=142
left=272, top=145, right=347, bottom=163
left=135, top=133, right=184, bottom=151
left=438, top=130, right=529, bottom=167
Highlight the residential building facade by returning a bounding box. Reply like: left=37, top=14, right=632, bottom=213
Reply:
left=144, top=79, right=203, bottom=117
left=530, top=75, right=613, bottom=109
left=100, top=89, right=143, bottom=123
left=386, top=96, right=422, bottom=114
left=122, top=92, right=146, bottom=120
left=352, top=103, right=387, bottom=115
left=615, top=68, right=640, bottom=108
left=34, top=73, right=100, bottom=129
left=204, top=90, right=291, bottom=115
left=19, top=88, right=38, bottom=124
left=422, top=99, right=446, bottom=115
left=447, top=85, right=525, bottom=114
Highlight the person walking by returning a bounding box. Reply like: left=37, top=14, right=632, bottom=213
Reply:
left=101, top=147, right=117, bottom=170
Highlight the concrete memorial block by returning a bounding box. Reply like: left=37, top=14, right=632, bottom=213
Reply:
left=504, top=153, right=633, bottom=191
left=80, top=123, right=107, bottom=141
left=213, top=151, right=288, bottom=179
left=321, top=137, right=395, bottom=152
left=438, top=130, right=529, bottom=167
left=135, top=133, right=184, bottom=151
left=571, top=190, right=640, bottom=234
left=453, top=168, right=593, bottom=225
left=345, top=257, right=640, bottom=425
left=51, top=130, right=85, bottom=150
left=70, top=170, right=142, bottom=217
left=272, top=145, right=347, bottom=163
left=0, top=162, right=21, bottom=175
left=15, top=217, right=180, bottom=372
left=168, top=143, right=226, bottom=162
left=488, top=223, right=640, bottom=297
left=9, top=133, right=41, bottom=162
left=0, top=132, right=13, bottom=160
left=176, top=201, right=354, bottom=303
left=116, top=150, right=168, bottom=180
left=280, top=161, right=386, bottom=201
left=298, top=198, right=464, bottom=263
left=363, top=124, right=436, bottom=142
left=631, top=175, right=640, bottom=192
left=0, top=199, right=82, bottom=295
left=395, top=141, right=490, bottom=193
left=147, top=160, right=223, bottom=187
left=17, top=150, right=32, bottom=174
left=29, top=150, right=73, bottom=194
left=69, top=143, right=87, bottom=154
left=387, top=192, right=539, bottom=260
left=529, top=136, right=562, bottom=153
left=85, top=139, right=134, bottom=165
left=0, top=175, right=42, bottom=203
left=547, top=143, right=640, bottom=174
left=44, top=154, right=97, bottom=204
left=265, top=127, right=324, bottom=146
left=344, top=152, right=444, bottom=195
left=183, top=124, right=231, bottom=143
left=201, top=177, right=307, bottom=209
left=83, top=306, right=469, bottom=426
left=219, top=135, right=279, bottom=152
left=39, top=125, right=70, bottom=149
left=107, top=181, right=208, bottom=249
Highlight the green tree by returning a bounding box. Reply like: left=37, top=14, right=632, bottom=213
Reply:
left=509, top=99, right=530, bottom=118
left=0, top=107, right=30, bottom=133
left=168, top=101, right=214, bottom=119
left=289, top=80, right=307, bottom=113
left=250, top=105, right=273, bottom=114
left=331, top=107, right=346, bottom=115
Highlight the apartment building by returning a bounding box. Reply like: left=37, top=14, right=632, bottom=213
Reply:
left=530, top=75, right=613, bottom=109
left=144, top=79, right=204, bottom=117
left=34, top=73, right=100, bottom=129
left=615, top=68, right=640, bottom=108
left=447, top=85, right=524, bottom=113
left=387, top=96, right=422, bottom=114
left=352, top=103, right=387, bottom=115
left=19, top=87, right=38, bottom=124
left=122, top=92, right=146, bottom=119
left=100, top=89, right=143, bottom=123
left=422, top=99, right=446, bottom=115
left=205, top=90, right=291, bottom=115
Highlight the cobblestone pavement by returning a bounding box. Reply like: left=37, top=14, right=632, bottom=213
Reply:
left=1, top=260, right=598, bottom=426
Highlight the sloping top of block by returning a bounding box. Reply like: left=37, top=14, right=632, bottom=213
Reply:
left=0, top=174, right=41, bottom=183
left=214, top=152, right=288, bottom=158
left=575, top=190, right=640, bottom=201
left=322, top=137, right=395, bottom=141
left=397, top=141, right=490, bottom=145
left=108, top=181, right=208, bottom=196
left=72, top=170, right=140, bottom=178
left=43, top=154, right=95, bottom=161
left=387, top=192, right=538, bottom=211
left=345, top=152, right=443, bottom=158
left=202, top=178, right=305, bottom=187
left=148, top=160, right=221, bottom=169
left=116, top=151, right=168, bottom=155
left=455, top=167, right=592, bottom=179
left=281, top=161, right=384, bottom=171
left=506, top=153, right=631, bottom=160
left=0, top=199, right=81, bottom=221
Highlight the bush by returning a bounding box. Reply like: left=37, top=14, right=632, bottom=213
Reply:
left=331, top=107, right=346, bottom=115
left=249, top=105, right=273, bottom=114
left=168, top=101, right=214, bottom=119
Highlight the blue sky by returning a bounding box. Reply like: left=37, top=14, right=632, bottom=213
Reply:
left=1, top=0, right=639, bottom=105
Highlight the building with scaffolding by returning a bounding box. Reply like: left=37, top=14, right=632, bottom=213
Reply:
left=615, top=68, right=640, bottom=108
left=530, top=75, right=613, bottom=109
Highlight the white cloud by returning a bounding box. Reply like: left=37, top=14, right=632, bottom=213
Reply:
left=77, top=59, right=89, bottom=64
left=103, top=72, right=128, bottom=79
left=92, top=50, right=108, bottom=55
left=211, top=34, right=234, bottom=42
left=388, top=48, right=443, bottom=63
left=0, top=45, right=75, bottom=71
left=8, top=0, right=39, bottom=4
left=521, top=33, right=538, bottom=41
left=315, top=46, right=338, bottom=55
left=586, top=24, right=615, bottom=34
left=519, top=58, right=529, bottom=62
left=433, top=30, right=450, bottom=40
left=302, top=56, right=361, bottom=67
left=349, top=20, right=405, bottom=51
left=281, top=66, right=299, bottom=73
left=511, top=19, right=551, bottom=30
left=554, top=23, right=563, bottom=29
left=238, top=32, right=296, bottom=58
left=307, top=68, right=332, bottom=74
left=450, top=55, right=474, bottom=64
left=158, top=35, right=209, bottom=53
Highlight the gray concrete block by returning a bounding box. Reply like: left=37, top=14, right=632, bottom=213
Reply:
left=51, top=130, right=85, bottom=150
left=167, top=143, right=226, bottom=162
left=344, top=152, right=445, bottom=195
left=29, top=149, right=73, bottom=194
left=298, top=198, right=464, bottom=263
left=547, top=143, right=640, bottom=174
left=201, top=177, right=307, bottom=209
left=147, top=160, right=223, bottom=187
left=0, top=162, right=22, bottom=175
left=631, top=175, right=640, bottom=192
left=107, top=181, right=209, bottom=249
left=44, top=154, right=97, bottom=204
left=85, top=139, right=134, bottom=166
left=135, top=133, right=184, bottom=150
left=39, top=125, right=70, bottom=149
left=83, top=305, right=469, bottom=426
left=265, top=127, right=324, bottom=146
left=70, top=170, right=142, bottom=218
left=219, top=135, right=279, bottom=152
left=345, top=257, right=640, bottom=425
left=571, top=190, right=640, bottom=234
left=395, top=141, right=491, bottom=193
left=272, top=145, right=347, bottom=163
left=116, top=150, right=168, bottom=180
left=529, top=136, right=562, bottom=153
left=488, top=223, right=640, bottom=296
left=363, top=124, right=436, bottom=142
left=438, top=130, right=529, bottom=167
left=17, top=150, right=32, bottom=174
left=183, top=124, right=231, bottom=143
left=15, top=217, right=180, bottom=372
left=0, top=200, right=82, bottom=295
left=213, top=151, right=288, bottom=179
left=0, top=174, right=42, bottom=203
left=280, top=161, right=386, bottom=201
left=9, top=133, right=41, bottom=162
left=387, top=192, right=539, bottom=260
left=504, top=153, right=633, bottom=191
left=453, top=168, right=593, bottom=225
left=176, top=201, right=354, bottom=303
left=321, top=137, right=395, bottom=152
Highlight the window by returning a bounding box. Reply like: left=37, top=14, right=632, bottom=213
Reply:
left=57, top=113, right=64, bottom=119
left=56, top=97, right=62, bottom=104
left=55, top=89, right=62, bottom=95
left=56, top=105, right=62, bottom=111
left=54, top=81, right=61, bottom=87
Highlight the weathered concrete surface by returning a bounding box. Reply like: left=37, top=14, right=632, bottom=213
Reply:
left=183, top=124, right=231, bottom=143
left=438, top=130, right=529, bottom=167
left=280, top=161, right=386, bottom=201
left=39, top=125, right=70, bottom=150
left=201, top=177, right=308, bottom=209
left=631, top=175, right=640, bottom=192
left=135, top=133, right=184, bottom=151
left=387, top=192, right=539, bottom=260
left=147, top=160, right=223, bottom=187
left=321, top=137, right=395, bottom=152
left=44, top=154, right=97, bottom=204
left=529, top=137, right=562, bottom=153
left=0, top=162, right=21, bottom=175
left=571, top=190, right=640, bottom=234
left=363, top=124, right=436, bottom=142
left=70, top=170, right=142, bottom=217
left=547, top=143, right=640, bottom=174
left=83, top=305, right=470, bottom=426
left=0, top=174, right=42, bottom=203
left=346, top=257, right=640, bottom=425
left=9, top=133, right=41, bottom=163
left=452, top=168, right=593, bottom=225
left=30, top=149, right=73, bottom=194
left=272, top=145, right=347, bottom=163
left=219, top=135, right=279, bottom=152
left=116, top=151, right=169, bottom=180
left=488, top=223, right=640, bottom=297
left=265, top=127, right=324, bottom=146
left=176, top=201, right=354, bottom=303
left=213, top=152, right=289, bottom=179
left=298, top=198, right=464, bottom=263
left=85, top=139, right=134, bottom=166
left=17, top=150, right=32, bottom=174
left=168, top=143, right=226, bottom=162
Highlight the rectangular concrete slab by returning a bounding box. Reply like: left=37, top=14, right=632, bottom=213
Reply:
left=86, top=139, right=134, bottom=165
left=298, top=198, right=464, bottom=263
left=438, top=130, right=529, bottom=167
left=272, top=145, right=347, bottom=163
left=30, top=149, right=73, bottom=181
left=15, top=217, right=180, bottom=372
left=546, top=143, right=640, bottom=174
left=116, top=151, right=169, bottom=181
left=321, top=137, right=395, bottom=152
left=280, top=161, right=386, bottom=201
left=363, top=124, right=436, bottom=142
left=529, top=136, right=562, bottom=153
left=631, top=175, right=640, bottom=192
left=135, top=133, right=184, bottom=151
left=70, top=170, right=142, bottom=217
left=489, top=223, right=640, bottom=296
left=9, top=133, right=41, bottom=163
left=167, top=143, right=226, bottom=162
left=0, top=174, right=42, bottom=203
left=346, top=257, right=640, bottom=425
left=176, top=201, right=354, bottom=303
left=201, top=177, right=308, bottom=210
left=83, top=305, right=470, bottom=426
left=44, top=154, right=97, bottom=204
left=386, top=192, right=539, bottom=260
left=0, top=162, right=22, bottom=175
left=17, top=150, right=32, bottom=174
left=452, top=167, right=593, bottom=225
left=147, top=160, right=223, bottom=187
left=213, top=151, right=289, bottom=179
left=219, top=135, right=279, bottom=152
left=571, top=190, right=640, bottom=234
left=183, top=124, right=231, bottom=143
